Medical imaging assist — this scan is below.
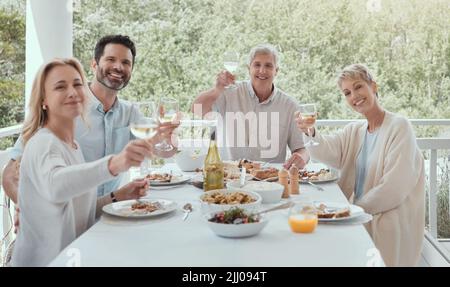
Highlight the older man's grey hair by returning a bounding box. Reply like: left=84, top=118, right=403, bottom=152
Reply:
left=247, top=44, right=280, bottom=68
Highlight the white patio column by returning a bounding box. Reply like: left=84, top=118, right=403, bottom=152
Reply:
left=25, top=0, right=73, bottom=114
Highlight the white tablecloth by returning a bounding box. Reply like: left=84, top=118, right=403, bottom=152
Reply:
left=49, top=164, right=383, bottom=267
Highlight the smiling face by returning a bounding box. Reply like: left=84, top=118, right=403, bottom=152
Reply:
left=43, top=65, right=86, bottom=121
left=340, top=77, right=378, bottom=115
left=93, top=43, right=133, bottom=91
left=248, top=53, right=278, bottom=92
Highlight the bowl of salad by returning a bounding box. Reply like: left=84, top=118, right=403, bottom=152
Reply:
left=205, top=207, right=269, bottom=238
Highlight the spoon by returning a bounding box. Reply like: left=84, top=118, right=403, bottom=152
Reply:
left=182, top=203, right=193, bottom=221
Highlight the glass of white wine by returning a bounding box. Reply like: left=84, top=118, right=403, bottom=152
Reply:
left=298, top=103, right=319, bottom=147
left=223, top=51, right=239, bottom=89
left=155, top=98, right=179, bottom=151
left=130, top=101, right=158, bottom=175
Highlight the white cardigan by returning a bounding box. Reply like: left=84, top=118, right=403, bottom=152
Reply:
left=308, top=111, right=425, bottom=266
left=11, top=128, right=116, bottom=267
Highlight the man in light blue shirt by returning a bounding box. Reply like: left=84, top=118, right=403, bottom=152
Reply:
left=73, top=87, right=140, bottom=196
left=3, top=35, right=171, bottom=202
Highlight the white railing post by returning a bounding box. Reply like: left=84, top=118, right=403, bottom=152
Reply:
left=429, top=149, right=438, bottom=238
left=26, top=0, right=73, bottom=116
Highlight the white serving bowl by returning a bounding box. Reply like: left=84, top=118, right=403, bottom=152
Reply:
left=199, top=189, right=262, bottom=214
left=173, top=147, right=207, bottom=172
left=225, top=179, right=253, bottom=189
left=227, top=181, right=284, bottom=204
left=206, top=217, right=269, bottom=238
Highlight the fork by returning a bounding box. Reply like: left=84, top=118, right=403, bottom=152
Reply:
left=306, top=181, right=325, bottom=191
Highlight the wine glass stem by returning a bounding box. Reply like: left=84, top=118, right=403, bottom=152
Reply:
left=140, top=157, right=152, bottom=175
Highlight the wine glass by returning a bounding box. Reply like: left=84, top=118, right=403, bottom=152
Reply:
left=130, top=101, right=158, bottom=176
left=223, top=51, right=239, bottom=89
left=155, top=98, right=179, bottom=151
left=298, top=104, right=319, bottom=147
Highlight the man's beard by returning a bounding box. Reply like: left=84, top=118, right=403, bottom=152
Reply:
left=96, top=69, right=130, bottom=91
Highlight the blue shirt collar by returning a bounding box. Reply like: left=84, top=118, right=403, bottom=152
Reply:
left=87, top=84, right=119, bottom=114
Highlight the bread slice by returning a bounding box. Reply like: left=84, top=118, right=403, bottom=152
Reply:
left=238, top=159, right=261, bottom=172
left=250, top=167, right=279, bottom=180
left=334, top=208, right=351, bottom=218
left=316, top=203, right=351, bottom=219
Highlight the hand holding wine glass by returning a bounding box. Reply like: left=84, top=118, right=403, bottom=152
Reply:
left=296, top=104, right=319, bottom=147
left=216, top=71, right=235, bottom=91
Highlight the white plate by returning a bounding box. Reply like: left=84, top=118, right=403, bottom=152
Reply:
left=314, top=202, right=365, bottom=222
left=148, top=175, right=191, bottom=186
left=102, top=199, right=177, bottom=218
left=300, top=170, right=339, bottom=184
left=319, top=213, right=373, bottom=225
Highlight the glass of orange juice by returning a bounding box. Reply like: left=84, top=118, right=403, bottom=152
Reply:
left=288, top=201, right=318, bottom=233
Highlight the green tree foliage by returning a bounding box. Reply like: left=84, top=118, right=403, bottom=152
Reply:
left=0, top=4, right=25, bottom=126
left=0, top=3, right=25, bottom=148
left=73, top=0, right=450, bottom=128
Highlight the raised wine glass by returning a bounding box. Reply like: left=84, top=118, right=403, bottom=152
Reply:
left=130, top=101, right=158, bottom=175
left=155, top=98, right=179, bottom=151
left=298, top=103, right=319, bottom=147
left=223, top=51, right=239, bottom=89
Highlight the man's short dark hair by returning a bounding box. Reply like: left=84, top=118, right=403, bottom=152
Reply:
left=94, top=35, right=136, bottom=65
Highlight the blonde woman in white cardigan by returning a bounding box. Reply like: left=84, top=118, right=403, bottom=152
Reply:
left=295, top=64, right=425, bottom=267
left=11, top=58, right=172, bottom=267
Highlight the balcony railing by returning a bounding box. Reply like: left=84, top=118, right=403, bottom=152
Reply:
left=0, top=124, right=22, bottom=139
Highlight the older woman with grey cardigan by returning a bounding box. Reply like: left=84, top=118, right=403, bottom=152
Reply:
left=296, top=64, right=425, bottom=266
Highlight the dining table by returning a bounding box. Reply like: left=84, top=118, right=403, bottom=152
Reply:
left=49, top=163, right=384, bottom=267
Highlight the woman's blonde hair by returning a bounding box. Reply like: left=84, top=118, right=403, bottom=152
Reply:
left=22, top=58, right=88, bottom=145
left=337, top=64, right=376, bottom=88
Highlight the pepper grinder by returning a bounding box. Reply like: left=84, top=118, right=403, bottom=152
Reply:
left=278, top=168, right=290, bottom=198
left=289, top=164, right=300, bottom=195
